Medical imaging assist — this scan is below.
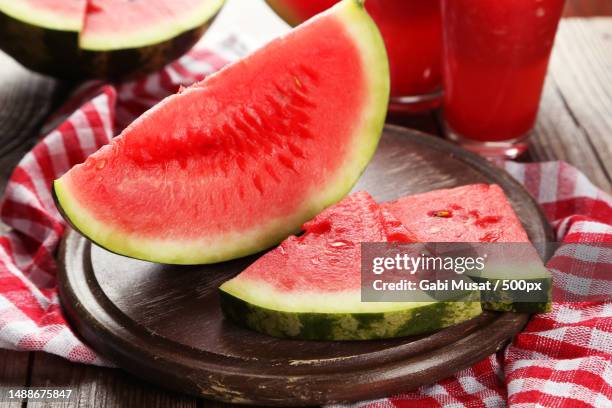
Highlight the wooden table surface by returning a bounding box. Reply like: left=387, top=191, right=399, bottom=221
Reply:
left=1, top=1, right=611, bottom=407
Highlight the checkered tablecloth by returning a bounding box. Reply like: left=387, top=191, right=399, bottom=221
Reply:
left=0, top=29, right=610, bottom=408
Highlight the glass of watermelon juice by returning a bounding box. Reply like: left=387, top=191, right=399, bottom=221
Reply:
left=441, top=0, right=565, bottom=158
left=266, top=0, right=443, bottom=113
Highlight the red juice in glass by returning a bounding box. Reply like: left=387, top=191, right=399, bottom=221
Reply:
left=441, top=0, right=565, bottom=158
left=266, top=0, right=443, bottom=112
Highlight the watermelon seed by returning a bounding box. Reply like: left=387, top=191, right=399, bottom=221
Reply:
left=277, top=153, right=297, bottom=172
left=429, top=210, right=452, bottom=218
left=252, top=106, right=270, bottom=129
left=287, top=105, right=311, bottom=123
left=242, top=109, right=263, bottom=130
left=264, top=163, right=281, bottom=183
left=233, top=113, right=255, bottom=135
left=274, top=83, right=287, bottom=97
left=289, top=91, right=316, bottom=109
left=96, top=159, right=106, bottom=170
left=236, top=156, right=247, bottom=172
left=252, top=175, right=264, bottom=194
left=295, top=123, right=314, bottom=140
left=259, top=138, right=274, bottom=156
left=287, top=142, right=305, bottom=159
left=298, top=64, right=320, bottom=82
left=265, top=95, right=284, bottom=116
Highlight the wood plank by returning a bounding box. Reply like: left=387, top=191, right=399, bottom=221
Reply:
left=26, top=352, right=198, bottom=408
left=0, top=350, right=30, bottom=408
left=564, top=0, right=612, bottom=17
left=386, top=111, right=442, bottom=137
left=529, top=18, right=612, bottom=191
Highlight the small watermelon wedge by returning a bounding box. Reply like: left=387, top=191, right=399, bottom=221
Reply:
left=382, top=184, right=530, bottom=243
left=220, top=192, right=482, bottom=340
left=0, top=0, right=224, bottom=79
left=382, top=184, right=552, bottom=313
left=54, top=0, right=390, bottom=264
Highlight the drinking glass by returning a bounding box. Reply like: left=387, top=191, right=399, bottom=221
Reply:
left=441, top=0, right=565, bottom=158
left=266, top=0, right=443, bottom=113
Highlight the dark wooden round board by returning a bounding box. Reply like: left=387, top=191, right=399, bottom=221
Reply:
left=58, top=125, right=554, bottom=406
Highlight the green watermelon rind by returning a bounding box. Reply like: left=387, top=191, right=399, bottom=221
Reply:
left=467, top=260, right=552, bottom=313
left=0, top=11, right=81, bottom=78
left=219, top=289, right=483, bottom=340
left=53, top=0, right=389, bottom=264
left=470, top=276, right=552, bottom=314
left=0, top=0, right=224, bottom=79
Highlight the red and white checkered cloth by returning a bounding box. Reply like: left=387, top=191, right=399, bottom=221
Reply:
left=1, top=40, right=611, bottom=408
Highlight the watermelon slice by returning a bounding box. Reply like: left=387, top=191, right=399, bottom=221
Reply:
left=382, top=184, right=551, bottom=313
left=220, top=192, right=482, bottom=340
left=54, top=0, right=390, bottom=264
left=0, top=0, right=224, bottom=79
left=382, top=184, right=530, bottom=243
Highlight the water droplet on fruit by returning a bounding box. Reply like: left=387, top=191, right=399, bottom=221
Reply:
left=329, top=240, right=352, bottom=248
left=96, top=159, right=106, bottom=170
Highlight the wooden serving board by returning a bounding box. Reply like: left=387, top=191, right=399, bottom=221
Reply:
left=58, top=125, right=554, bottom=406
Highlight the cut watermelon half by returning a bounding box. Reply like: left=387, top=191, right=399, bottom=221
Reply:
left=220, top=192, right=482, bottom=340
left=54, top=0, right=390, bottom=264
left=383, top=184, right=552, bottom=313
left=0, top=0, right=224, bottom=78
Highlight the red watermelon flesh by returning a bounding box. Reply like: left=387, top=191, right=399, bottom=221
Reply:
left=54, top=0, right=389, bottom=264
left=0, top=0, right=222, bottom=45
left=383, top=185, right=552, bottom=314
left=81, top=0, right=221, bottom=50
left=219, top=191, right=482, bottom=340
left=0, top=0, right=87, bottom=30
left=0, top=0, right=224, bottom=79
left=233, top=191, right=416, bottom=293
left=382, top=184, right=530, bottom=243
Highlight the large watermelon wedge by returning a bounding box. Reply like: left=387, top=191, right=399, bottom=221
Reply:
left=0, top=0, right=224, bottom=79
left=54, top=0, right=390, bottom=264
left=220, top=192, right=482, bottom=340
